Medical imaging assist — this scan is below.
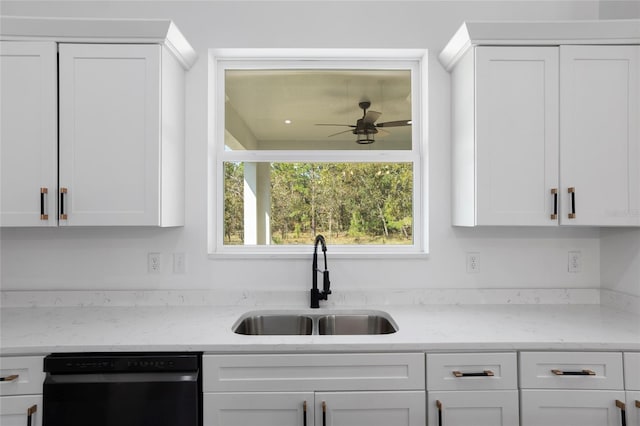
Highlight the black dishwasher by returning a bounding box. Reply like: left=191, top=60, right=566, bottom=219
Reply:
left=43, top=352, right=202, bottom=426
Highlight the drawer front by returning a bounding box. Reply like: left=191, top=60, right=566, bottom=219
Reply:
left=203, top=392, right=313, bottom=426
left=520, top=352, right=623, bottom=390
left=625, top=352, right=640, bottom=390
left=203, top=353, right=425, bottom=392
left=0, top=395, right=43, bottom=426
left=427, top=390, right=519, bottom=426
left=426, top=352, right=517, bottom=391
left=0, top=356, right=45, bottom=396
left=520, top=389, right=626, bottom=426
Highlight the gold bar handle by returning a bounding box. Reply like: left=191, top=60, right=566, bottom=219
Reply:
left=615, top=400, right=626, bottom=426
left=27, top=404, right=37, bottom=426
left=452, top=370, right=494, bottom=377
left=551, top=369, right=595, bottom=376
left=550, top=188, right=558, bottom=220
left=59, top=187, right=68, bottom=220
left=0, top=374, right=19, bottom=382
left=635, top=400, right=640, bottom=409
left=568, top=187, right=576, bottom=219
left=40, top=188, right=49, bottom=220
left=436, top=400, right=443, bottom=426
left=303, top=401, right=307, bottom=426
left=322, top=401, right=327, bottom=426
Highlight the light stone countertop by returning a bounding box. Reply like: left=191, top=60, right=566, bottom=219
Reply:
left=1, top=303, right=639, bottom=355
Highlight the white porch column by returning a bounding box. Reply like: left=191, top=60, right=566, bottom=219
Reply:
left=243, top=162, right=271, bottom=245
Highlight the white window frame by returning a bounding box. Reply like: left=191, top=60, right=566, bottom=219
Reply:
left=208, top=48, right=429, bottom=258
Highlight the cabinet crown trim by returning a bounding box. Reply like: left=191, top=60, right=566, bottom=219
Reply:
left=439, top=19, right=640, bottom=70
left=0, top=15, right=197, bottom=69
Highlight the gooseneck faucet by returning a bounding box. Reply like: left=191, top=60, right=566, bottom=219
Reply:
left=310, top=234, right=331, bottom=308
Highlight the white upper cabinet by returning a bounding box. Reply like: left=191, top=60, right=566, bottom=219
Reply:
left=441, top=20, right=640, bottom=227
left=560, top=45, right=640, bottom=226
left=451, top=46, right=559, bottom=226
left=58, top=43, right=184, bottom=226
left=0, top=17, right=195, bottom=227
left=0, top=42, right=57, bottom=227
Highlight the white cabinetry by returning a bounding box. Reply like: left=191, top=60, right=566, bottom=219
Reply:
left=426, top=352, right=519, bottom=426
left=560, top=45, right=640, bottom=226
left=441, top=20, right=640, bottom=227
left=451, top=46, right=559, bottom=226
left=58, top=43, right=185, bottom=226
left=625, top=353, right=640, bottom=425
left=0, top=356, right=45, bottom=426
left=0, top=17, right=195, bottom=227
left=203, top=353, right=425, bottom=426
left=0, top=42, right=57, bottom=227
left=520, top=351, right=626, bottom=426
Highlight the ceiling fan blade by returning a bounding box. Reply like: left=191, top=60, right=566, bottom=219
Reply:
left=326, top=129, right=354, bottom=137
left=363, top=110, right=381, bottom=124
left=376, top=129, right=391, bottom=137
left=376, top=119, right=411, bottom=128
left=315, top=124, right=356, bottom=127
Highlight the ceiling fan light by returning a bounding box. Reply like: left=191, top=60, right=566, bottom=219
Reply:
left=357, top=133, right=375, bottom=144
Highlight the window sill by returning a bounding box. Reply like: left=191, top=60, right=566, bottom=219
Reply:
left=208, top=247, right=429, bottom=260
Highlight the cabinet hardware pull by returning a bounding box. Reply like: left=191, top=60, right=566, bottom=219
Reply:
left=436, top=400, right=443, bottom=426
left=59, top=187, right=68, bottom=220
left=322, top=401, right=326, bottom=426
left=551, top=369, right=595, bottom=376
left=615, top=400, right=626, bottom=426
left=26, top=404, right=37, bottom=426
left=0, top=374, right=19, bottom=382
left=303, top=401, right=307, bottom=426
left=551, top=188, right=558, bottom=220
left=636, top=400, right=640, bottom=409
left=568, top=187, right=576, bottom=219
left=452, top=370, right=494, bottom=377
left=40, top=188, right=49, bottom=220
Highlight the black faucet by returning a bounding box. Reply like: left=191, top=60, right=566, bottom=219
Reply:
left=310, top=234, right=331, bottom=308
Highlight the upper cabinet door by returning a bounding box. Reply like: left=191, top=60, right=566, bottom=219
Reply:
left=0, top=42, right=57, bottom=227
left=560, top=45, right=640, bottom=226
left=475, top=46, right=560, bottom=226
left=58, top=44, right=161, bottom=226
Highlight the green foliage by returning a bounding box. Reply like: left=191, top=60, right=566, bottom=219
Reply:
left=223, top=162, right=413, bottom=245
left=223, top=162, right=244, bottom=243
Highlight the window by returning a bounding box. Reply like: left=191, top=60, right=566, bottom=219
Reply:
left=209, top=49, right=427, bottom=256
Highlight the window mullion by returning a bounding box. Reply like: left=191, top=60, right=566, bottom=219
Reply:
left=220, top=150, right=418, bottom=164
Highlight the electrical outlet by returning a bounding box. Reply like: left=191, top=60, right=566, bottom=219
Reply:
left=148, top=252, right=161, bottom=274
left=466, top=252, right=480, bottom=273
left=568, top=251, right=581, bottom=273
left=173, top=253, right=186, bottom=274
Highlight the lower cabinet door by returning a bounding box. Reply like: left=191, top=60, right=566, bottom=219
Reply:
left=0, top=395, right=42, bottom=426
left=203, top=392, right=313, bottom=426
left=521, top=390, right=627, bottom=426
left=628, top=391, right=640, bottom=426
left=427, top=390, right=519, bottom=426
left=316, top=391, right=426, bottom=426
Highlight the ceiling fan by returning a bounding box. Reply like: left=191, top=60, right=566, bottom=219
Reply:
left=316, top=101, right=411, bottom=144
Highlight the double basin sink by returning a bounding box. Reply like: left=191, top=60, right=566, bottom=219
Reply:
left=233, top=310, right=398, bottom=335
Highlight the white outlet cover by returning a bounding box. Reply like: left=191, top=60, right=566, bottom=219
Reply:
left=568, top=251, right=581, bottom=273
left=466, top=252, right=480, bottom=273
left=148, top=252, right=162, bottom=274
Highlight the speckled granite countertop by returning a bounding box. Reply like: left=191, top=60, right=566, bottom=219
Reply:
left=2, top=303, right=638, bottom=355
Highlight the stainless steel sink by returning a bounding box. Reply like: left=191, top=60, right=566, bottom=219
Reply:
left=318, top=313, right=397, bottom=335
left=232, top=311, right=397, bottom=335
left=233, top=314, right=313, bottom=335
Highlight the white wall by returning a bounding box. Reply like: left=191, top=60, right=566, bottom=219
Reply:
left=0, top=1, right=606, bottom=292
left=599, top=0, right=640, bottom=18
left=601, top=229, right=640, bottom=297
